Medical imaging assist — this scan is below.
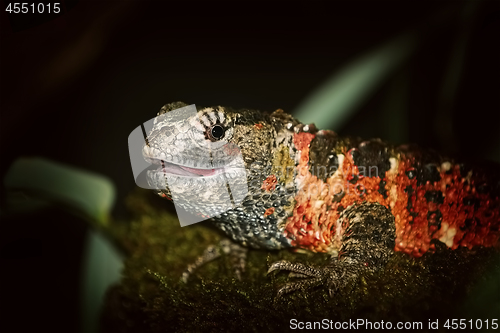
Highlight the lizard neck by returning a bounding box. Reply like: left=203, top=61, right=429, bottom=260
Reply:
left=209, top=115, right=302, bottom=250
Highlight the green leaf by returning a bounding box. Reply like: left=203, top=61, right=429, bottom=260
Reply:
left=293, top=32, right=418, bottom=129
left=3, top=157, right=115, bottom=225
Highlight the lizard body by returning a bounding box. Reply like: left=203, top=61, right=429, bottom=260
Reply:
left=143, top=102, right=500, bottom=296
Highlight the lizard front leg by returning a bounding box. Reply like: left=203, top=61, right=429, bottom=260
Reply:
left=181, top=239, right=248, bottom=283
left=268, top=202, right=396, bottom=298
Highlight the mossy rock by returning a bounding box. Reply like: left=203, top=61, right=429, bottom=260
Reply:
left=100, top=189, right=500, bottom=333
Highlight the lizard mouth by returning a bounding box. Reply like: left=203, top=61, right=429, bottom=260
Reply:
left=147, top=157, right=220, bottom=177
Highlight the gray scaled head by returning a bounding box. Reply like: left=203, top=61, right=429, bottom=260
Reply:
left=142, top=102, right=251, bottom=225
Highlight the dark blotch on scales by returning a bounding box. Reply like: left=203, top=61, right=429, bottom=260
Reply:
left=352, top=140, right=391, bottom=179
left=308, top=131, right=339, bottom=179
left=424, top=191, right=444, bottom=204
left=416, top=164, right=441, bottom=186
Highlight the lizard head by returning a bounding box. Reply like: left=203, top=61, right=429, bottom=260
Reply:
left=142, top=101, right=299, bottom=228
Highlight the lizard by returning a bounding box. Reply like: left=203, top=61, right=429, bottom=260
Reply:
left=142, top=101, right=500, bottom=298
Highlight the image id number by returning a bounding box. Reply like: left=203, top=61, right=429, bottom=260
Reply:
left=6, top=3, right=60, bottom=14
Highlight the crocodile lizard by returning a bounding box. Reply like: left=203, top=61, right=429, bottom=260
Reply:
left=142, top=101, right=500, bottom=297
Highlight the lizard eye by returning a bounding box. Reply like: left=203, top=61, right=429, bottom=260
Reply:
left=210, top=124, right=225, bottom=140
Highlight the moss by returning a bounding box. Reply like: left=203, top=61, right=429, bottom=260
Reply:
left=101, top=189, right=500, bottom=333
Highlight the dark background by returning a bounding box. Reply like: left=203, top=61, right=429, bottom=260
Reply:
left=1, top=1, right=499, bottom=332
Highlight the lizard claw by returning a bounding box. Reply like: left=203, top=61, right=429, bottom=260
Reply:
left=267, top=260, right=322, bottom=277
left=275, top=277, right=324, bottom=299
left=268, top=259, right=359, bottom=299
left=267, top=203, right=397, bottom=299
left=268, top=260, right=331, bottom=298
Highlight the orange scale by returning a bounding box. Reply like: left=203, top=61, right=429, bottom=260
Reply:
left=414, top=250, right=424, bottom=258
left=306, top=212, right=314, bottom=222
left=479, top=228, right=490, bottom=238
left=465, top=233, right=476, bottom=244
left=428, top=202, right=439, bottom=211
left=486, top=234, right=500, bottom=246
left=403, top=247, right=413, bottom=255
left=415, top=239, right=424, bottom=248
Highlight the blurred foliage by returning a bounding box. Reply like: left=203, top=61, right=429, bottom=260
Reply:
left=292, top=1, right=499, bottom=164
left=3, top=157, right=115, bottom=227
left=294, top=32, right=417, bottom=131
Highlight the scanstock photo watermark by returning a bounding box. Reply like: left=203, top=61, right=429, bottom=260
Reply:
left=128, top=104, right=377, bottom=226
left=289, top=318, right=499, bottom=330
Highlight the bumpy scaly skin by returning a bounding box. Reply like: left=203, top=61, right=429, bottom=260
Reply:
left=145, top=102, right=500, bottom=296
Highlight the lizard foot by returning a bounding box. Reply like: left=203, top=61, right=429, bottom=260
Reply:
left=268, top=258, right=357, bottom=298
left=181, top=239, right=248, bottom=283
left=268, top=202, right=397, bottom=299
